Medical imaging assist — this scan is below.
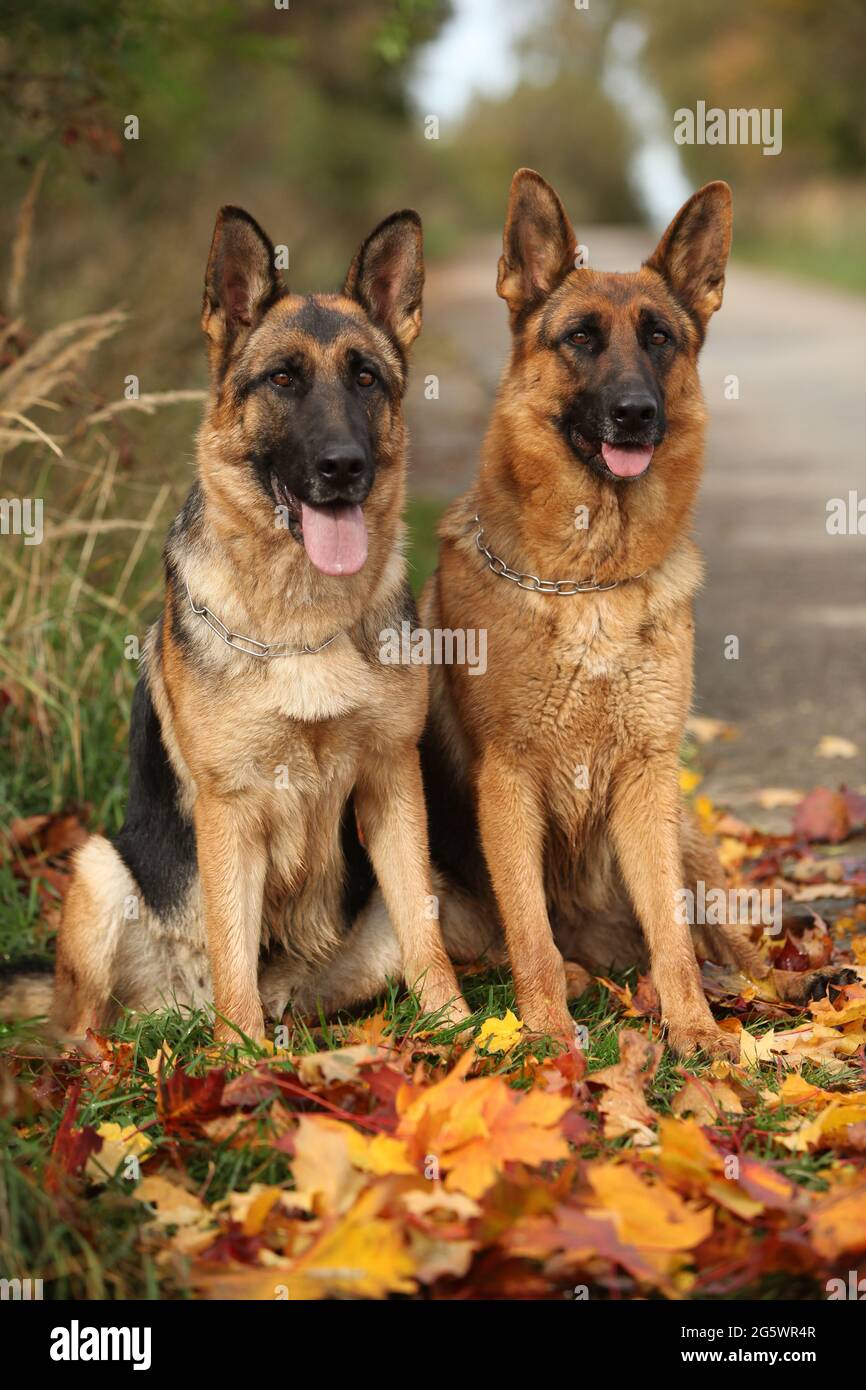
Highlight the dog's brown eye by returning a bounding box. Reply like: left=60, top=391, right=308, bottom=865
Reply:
left=650, top=330, right=668, bottom=346
left=270, top=371, right=293, bottom=388
left=569, top=331, right=590, bottom=346
left=357, top=369, right=376, bottom=388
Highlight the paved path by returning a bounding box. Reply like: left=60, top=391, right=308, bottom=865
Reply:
left=405, top=232, right=866, bottom=814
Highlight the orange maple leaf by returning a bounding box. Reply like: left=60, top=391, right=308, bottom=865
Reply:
left=396, top=1052, right=570, bottom=1198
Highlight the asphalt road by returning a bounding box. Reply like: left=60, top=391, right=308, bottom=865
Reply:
left=405, top=231, right=866, bottom=814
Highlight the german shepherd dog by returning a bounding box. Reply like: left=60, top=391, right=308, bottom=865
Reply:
left=51, top=205, right=469, bottom=1042
left=419, top=170, right=850, bottom=1057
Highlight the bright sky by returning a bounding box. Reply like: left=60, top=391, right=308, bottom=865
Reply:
left=410, top=0, right=528, bottom=121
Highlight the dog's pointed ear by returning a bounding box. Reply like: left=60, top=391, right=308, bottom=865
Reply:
left=497, top=168, right=577, bottom=321
left=645, top=182, right=732, bottom=327
left=343, top=210, right=424, bottom=353
left=202, top=206, right=283, bottom=355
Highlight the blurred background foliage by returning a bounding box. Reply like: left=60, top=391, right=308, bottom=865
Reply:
left=0, top=0, right=861, bottom=368
left=2, top=0, right=862, bottom=371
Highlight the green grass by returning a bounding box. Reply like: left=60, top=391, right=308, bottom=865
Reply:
left=736, top=234, right=866, bottom=296
left=405, top=495, right=445, bottom=594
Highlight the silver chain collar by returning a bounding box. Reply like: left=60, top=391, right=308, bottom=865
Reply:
left=473, top=515, right=646, bottom=595
left=185, top=580, right=342, bottom=660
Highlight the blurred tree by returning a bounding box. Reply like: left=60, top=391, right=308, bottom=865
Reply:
left=620, top=0, right=866, bottom=181
left=438, top=0, right=639, bottom=228
left=0, top=0, right=453, bottom=415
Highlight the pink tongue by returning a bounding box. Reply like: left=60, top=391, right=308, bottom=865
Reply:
left=300, top=502, right=368, bottom=576
left=601, top=443, right=654, bottom=478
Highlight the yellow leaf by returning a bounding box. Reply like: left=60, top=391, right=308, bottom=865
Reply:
left=136, top=1174, right=209, bottom=1228
left=227, top=1184, right=284, bottom=1236
left=810, top=1182, right=866, bottom=1258
left=476, top=1009, right=525, bottom=1054
left=679, top=768, right=702, bottom=795
left=291, top=1115, right=415, bottom=1216
left=587, top=1161, right=713, bottom=1251
left=87, top=1122, right=152, bottom=1183
left=694, top=795, right=716, bottom=834
left=284, top=1187, right=417, bottom=1300
left=195, top=1189, right=419, bottom=1301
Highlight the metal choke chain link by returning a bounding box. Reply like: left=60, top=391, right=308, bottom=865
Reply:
left=473, top=515, right=645, bottom=595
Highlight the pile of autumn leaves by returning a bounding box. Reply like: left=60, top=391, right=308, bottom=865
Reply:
left=16, top=781, right=866, bottom=1299
left=47, top=962, right=866, bottom=1301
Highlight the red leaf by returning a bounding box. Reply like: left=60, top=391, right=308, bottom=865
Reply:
left=158, top=1067, right=226, bottom=1135
left=793, top=788, right=850, bottom=844
left=221, top=1067, right=281, bottom=1109
left=46, top=1083, right=101, bottom=1191
left=773, top=935, right=811, bottom=972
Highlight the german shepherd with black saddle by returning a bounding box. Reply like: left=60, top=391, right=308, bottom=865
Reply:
left=51, top=205, right=469, bottom=1042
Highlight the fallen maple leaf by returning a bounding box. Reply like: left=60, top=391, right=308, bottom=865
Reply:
left=158, top=1066, right=226, bottom=1135
left=589, top=1030, right=662, bottom=1143
left=809, top=1180, right=866, bottom=1259
left=195, top=1185, right=418, bottom=1301
left=296, top=1042, right=393, bottom=1086
left=136, top=1173, right=217, bottom=1257
left=137, top=1173, right=210, bottom=1228
left=476, top=1009, right=524, bottom=1054
left=396, top=1052, right=570, bottom=1199
left=87, top=1122, right=152, bottom=1182
left=671, top=1075, right=744, bottom=1124
left=658, top=1116, right=798, bottom=1220
left=587, top=1160, right=714, bottom=1252
left=46, top=1083, right=101, bottom=1191
left=291, top=1114, right=414, bottom=1216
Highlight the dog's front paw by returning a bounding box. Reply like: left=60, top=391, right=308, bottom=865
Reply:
left=417, top=970, right=471, bottom=1026
left=214, top=1011, right=266, bottom=1046
left=666, top=1016, right=738, bottom=1061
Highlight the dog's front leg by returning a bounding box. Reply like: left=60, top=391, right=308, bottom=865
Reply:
left=475, top=751, right=573, bottom=1038
left=194, top=793, right=267, bottom=1043
left=609, top=757, right=734, bottom=1058
left=356, top=745, right=469, bottom=1022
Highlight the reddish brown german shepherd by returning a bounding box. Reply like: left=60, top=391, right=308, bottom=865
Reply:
left=419, top=170, right=850, bottom=1057
left=50, top=205, right=468, bottom=1042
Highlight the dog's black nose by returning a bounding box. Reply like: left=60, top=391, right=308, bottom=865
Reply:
left=314, top=446, right=367, bottom=490
left=609, top=394, right=658, bottom=430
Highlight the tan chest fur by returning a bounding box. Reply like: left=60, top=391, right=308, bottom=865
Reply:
left=434, top=517, right=702, bottom=848
left=151, top=614, right=425, bottom=958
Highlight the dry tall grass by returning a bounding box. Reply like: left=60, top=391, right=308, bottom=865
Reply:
left=0, top=172, right=205, bottom=815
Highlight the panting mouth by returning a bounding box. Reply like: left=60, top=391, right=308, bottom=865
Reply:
left=598, top=441, right=654, bottom=479
left=270, top=471, right=368, bottom=577
left=569, top=428, right=656, bottom=481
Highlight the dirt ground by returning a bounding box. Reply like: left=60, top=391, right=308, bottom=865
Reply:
left=405, top=231, right=866, bottom=817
